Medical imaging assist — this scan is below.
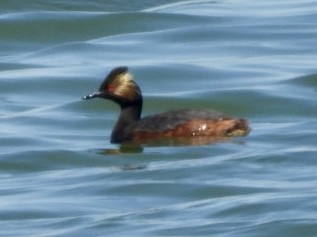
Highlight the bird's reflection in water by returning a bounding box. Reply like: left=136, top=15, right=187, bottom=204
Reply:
left=98, top=144, right=144, bottom=155
left=95, top=144, right=145, bottom=171
left=94, top=136, right=244, bottom=171
left=98, top=136, right=233, bottom=154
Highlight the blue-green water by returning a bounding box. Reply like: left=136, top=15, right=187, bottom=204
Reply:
left=1, top=0, right=317, bottom=236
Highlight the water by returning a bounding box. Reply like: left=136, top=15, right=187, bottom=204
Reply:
left=1, top=0, right=317, bottom=236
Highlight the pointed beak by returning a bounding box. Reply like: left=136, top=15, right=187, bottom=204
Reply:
left=82, top=91, right=101, bottom=100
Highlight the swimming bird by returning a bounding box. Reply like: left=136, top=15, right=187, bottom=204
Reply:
left=83, top=66, right=250, bottom=144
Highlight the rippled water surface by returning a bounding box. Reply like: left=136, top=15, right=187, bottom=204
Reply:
left=1, top=0, right=317, bottom=236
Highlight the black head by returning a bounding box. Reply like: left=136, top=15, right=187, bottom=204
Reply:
left=83, top=66, right=142, bottom=107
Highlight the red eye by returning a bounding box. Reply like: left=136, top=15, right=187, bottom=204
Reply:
left=107, top=84, right=116, bottom=92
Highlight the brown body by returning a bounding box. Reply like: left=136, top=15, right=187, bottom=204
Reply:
left=133, top=118, right=248, bottom=140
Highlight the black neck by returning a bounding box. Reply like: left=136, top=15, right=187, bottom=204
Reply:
left=110, top=100, right=142, bottom=143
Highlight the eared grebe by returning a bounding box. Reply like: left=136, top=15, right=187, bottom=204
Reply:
left=83, top=66, right=250, bottom=144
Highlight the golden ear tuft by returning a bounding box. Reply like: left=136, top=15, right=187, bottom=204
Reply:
left=97, top=67, right=142, bottom=102
left=114, top=72, right=141, bottom=101
left=99, top=66, right=129, bottom=92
